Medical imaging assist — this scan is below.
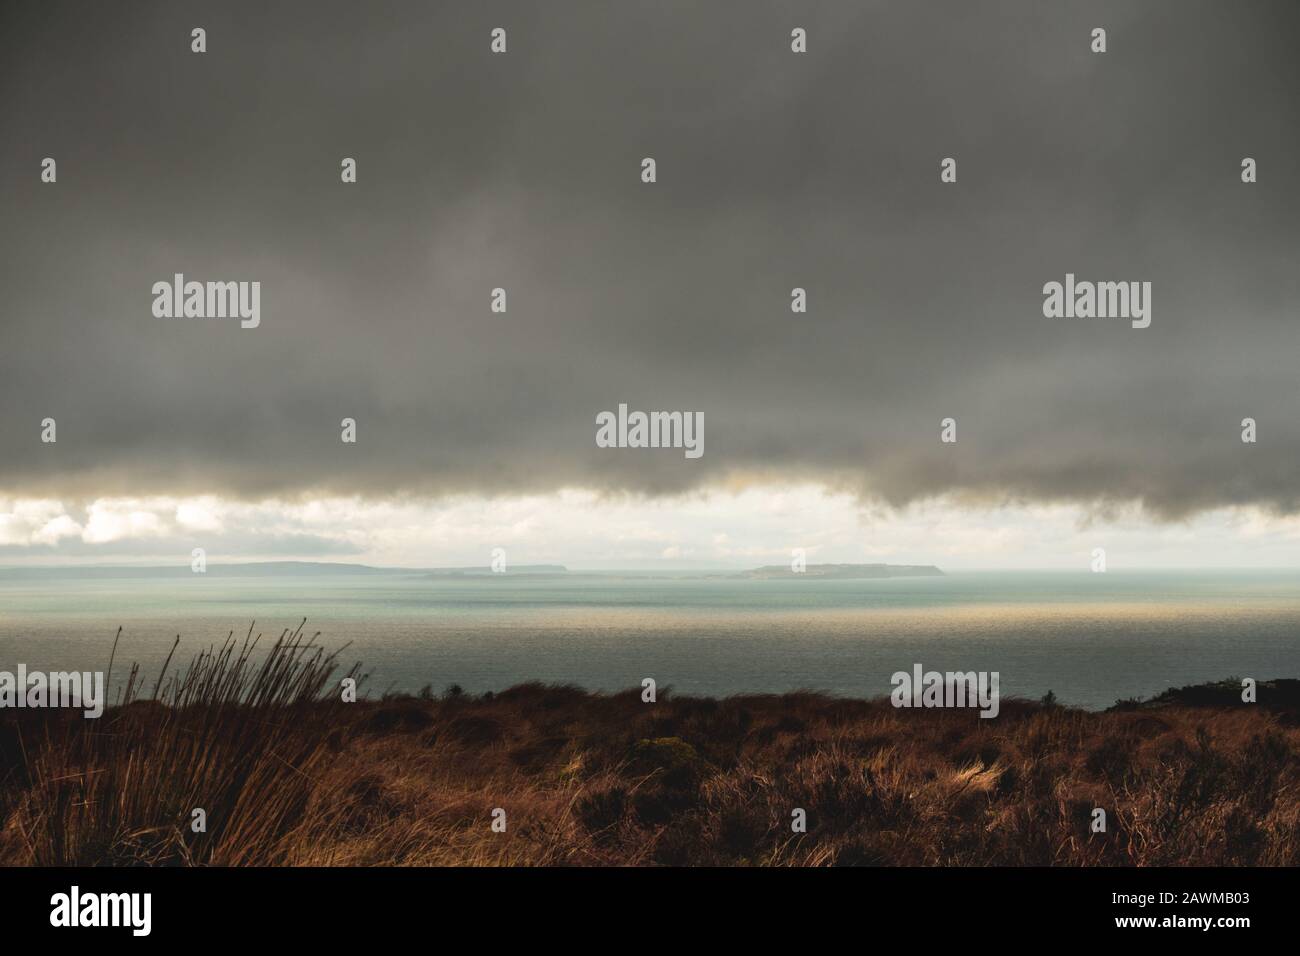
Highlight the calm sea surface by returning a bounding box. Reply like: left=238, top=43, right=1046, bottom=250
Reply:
left=1, top=569, right=1297, bottom=709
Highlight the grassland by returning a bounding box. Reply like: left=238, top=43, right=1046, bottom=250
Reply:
left=2, top=625, right=1297, bottom=866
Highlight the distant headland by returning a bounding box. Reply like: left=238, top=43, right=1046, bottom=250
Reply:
left=738, top=563, right=943, bottom=579
left=427, top=564, right=568, bottom=578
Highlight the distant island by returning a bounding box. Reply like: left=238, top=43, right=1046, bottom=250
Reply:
left=0, top=561, right=571, bottom=579
left=427, top=564, right=568, bottom=578
left=738, top=563, right=943, bottom=579
left=0, top=561, right=951, bottom=581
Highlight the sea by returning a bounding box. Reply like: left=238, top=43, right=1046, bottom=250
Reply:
left=0, top=567, right=1296, bottom=710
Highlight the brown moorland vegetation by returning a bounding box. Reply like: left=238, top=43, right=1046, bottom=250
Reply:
left=1, top=625, right=1298, bottom=866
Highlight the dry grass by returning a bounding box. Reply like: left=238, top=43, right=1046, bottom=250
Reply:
left=2, top=635, right=1298, bottom=866
left=0, top=622, right=359, bottom=865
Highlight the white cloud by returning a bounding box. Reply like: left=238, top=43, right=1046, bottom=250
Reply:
left=0, top=499, right=77, bottom=546
left=1, top=488, right=1299, bottom=569
left=175, top=498, right=223, bottom=532
left=82, top=500, right=169, bottom=544
left=32, top=515, right=83, bottom=545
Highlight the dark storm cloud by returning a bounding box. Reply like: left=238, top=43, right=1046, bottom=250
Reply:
left=1, top=0, right=1297, bottom=518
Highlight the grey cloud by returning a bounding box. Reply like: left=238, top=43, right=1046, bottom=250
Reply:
left=1, top=0, right=1297, bottom=519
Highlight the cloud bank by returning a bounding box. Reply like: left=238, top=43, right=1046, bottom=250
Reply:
left=1, top=0, right=1297, bottom=519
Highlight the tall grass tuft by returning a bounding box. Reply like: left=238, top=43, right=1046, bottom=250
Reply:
left=5, top=621, right=361, bottom=865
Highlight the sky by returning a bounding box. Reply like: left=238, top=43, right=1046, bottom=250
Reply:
left=1, top=1, right=1298, bottom=569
